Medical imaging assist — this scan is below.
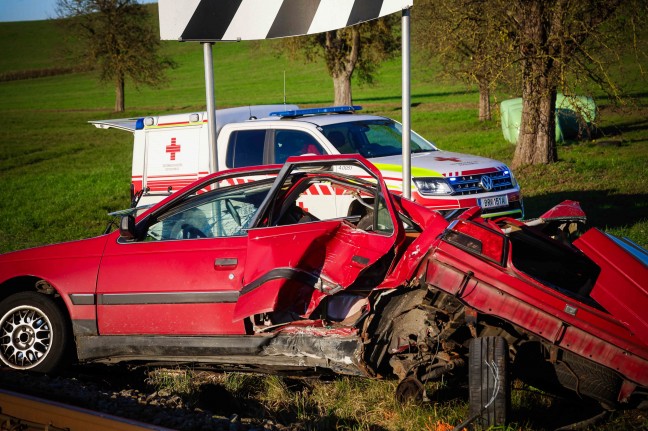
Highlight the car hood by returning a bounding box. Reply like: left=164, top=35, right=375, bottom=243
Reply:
left=368, top=150, right=508, bottom=178
left=0, top=236, right=109, bottom=263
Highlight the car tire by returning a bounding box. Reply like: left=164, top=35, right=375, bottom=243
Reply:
left=0, top=291, right=70, bottom=373
left=554, top=350, right=621, bottom=409
left=468, top=336, right=510, bottom=427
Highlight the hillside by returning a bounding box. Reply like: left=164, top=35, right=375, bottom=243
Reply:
left=0, top=10, right=646, bottom=253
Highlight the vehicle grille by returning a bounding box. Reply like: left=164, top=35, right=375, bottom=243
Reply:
left=449, top=171, right=514, bottom=195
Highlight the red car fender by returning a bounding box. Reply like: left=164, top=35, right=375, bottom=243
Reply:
left=0, top=235, right=110, bottom=324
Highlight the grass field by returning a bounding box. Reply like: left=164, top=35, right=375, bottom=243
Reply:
left=1, top=19, right=646, bottom=252
left=0, top=9, right=647, bottom=431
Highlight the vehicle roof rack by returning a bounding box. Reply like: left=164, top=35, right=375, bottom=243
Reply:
left=269, top=105, right=362, bottom=118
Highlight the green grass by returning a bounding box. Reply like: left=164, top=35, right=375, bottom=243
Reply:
left=0, top=10, right=647, bottom=431
left=145, top=370, right=648, bottom=431
left=0, top=20, right=70, bottom=73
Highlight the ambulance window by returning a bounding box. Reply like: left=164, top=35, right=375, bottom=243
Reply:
left=226, top=130, right=266, bottom=168
left=273, top=130, right=324, bottom=164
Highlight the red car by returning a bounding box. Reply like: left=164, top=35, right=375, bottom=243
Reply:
left=0, top=156, right=646, bottom=427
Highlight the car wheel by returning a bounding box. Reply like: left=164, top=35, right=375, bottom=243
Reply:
left=395, top=376, right=425, bottom=404
left=468, top=336, right=510, bottom=427
left=554, top=350, right=622, bottom=409
left=0, top=291, right=70, bottom=373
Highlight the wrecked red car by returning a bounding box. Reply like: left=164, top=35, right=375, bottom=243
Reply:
left=0, top=156, right=646, bottom=426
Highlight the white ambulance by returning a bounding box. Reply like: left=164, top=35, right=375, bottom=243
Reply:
left=91, top=105, right=523, bottom=219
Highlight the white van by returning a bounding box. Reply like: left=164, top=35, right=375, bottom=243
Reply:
left=92, top=105, right=523, bottom=218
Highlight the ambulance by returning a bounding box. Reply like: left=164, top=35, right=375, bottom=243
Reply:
left=91, top=105, right=523, bottom=219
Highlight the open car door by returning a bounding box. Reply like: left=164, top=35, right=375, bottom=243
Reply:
left=233, top=156, right=403, bottom=322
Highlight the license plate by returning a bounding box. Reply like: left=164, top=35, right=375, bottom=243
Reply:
left=479, top=195, right=509, bottom=209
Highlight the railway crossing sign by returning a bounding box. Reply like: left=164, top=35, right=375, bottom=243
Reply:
left=159, top=0, right=413, bottom=41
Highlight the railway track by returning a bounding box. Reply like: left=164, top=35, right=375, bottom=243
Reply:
left=0, top=389, right=174, bottom=431
left=0, top=366, right=275, bottom=431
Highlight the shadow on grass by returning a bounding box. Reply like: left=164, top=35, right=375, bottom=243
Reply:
left=596, top=91, right=648, bottom=107
left=596, top=118, right=648, bottom=140
left=296, top=89, right=479, bottom=107
left=511, top=391, right=607, bottom=430
left=424, top=378, right=621, bottom=431
left=355, top=89, right=478, bottom=104
left=524, top=190, right=648, bottom=229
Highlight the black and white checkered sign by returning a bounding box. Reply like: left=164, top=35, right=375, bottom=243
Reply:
left=159, top=0, right=413, bottom=41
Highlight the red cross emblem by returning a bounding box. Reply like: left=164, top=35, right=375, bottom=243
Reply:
left=435, top=156, right=461, bottom=162
left=166, top=138, right=181, bottom=161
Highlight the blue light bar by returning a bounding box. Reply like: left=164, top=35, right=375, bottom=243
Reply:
left=269, top=105, right=362, bottom=117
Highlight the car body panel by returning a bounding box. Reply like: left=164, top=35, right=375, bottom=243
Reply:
left=0, top=237, right=108, bottom=324
left=371, top=151, right=507, bottom=179
left=236, top=220, right=397, bottom=321
left=96, top=234, right=248, bottom=335
left=425, top=212, right=648, bottom=388
left=574, top=229, right=648, bottom=346
left=235, top=155, right=403, bottom=321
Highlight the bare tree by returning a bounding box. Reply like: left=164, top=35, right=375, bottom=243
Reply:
left=57, top=0, right=174, bottom=112
left=285, top=17, right=398, bottom=106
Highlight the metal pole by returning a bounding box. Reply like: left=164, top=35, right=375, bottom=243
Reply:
left=401, top=7, right=411, bottom=199
left=203, top=42, right=218, bottom=173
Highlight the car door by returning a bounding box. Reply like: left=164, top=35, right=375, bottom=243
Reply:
left=96, top=182, right=268, bottom=336
left=233, top=158, right=403, bottom=322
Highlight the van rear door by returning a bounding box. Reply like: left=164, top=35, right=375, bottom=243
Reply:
left=142, top=125, right=204, bottom=201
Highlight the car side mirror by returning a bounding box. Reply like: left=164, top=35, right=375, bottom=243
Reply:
left=119, top=215, right=137, bottom=240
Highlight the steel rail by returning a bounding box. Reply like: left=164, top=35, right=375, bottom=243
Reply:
left=0, top=389, right=174, bottom=431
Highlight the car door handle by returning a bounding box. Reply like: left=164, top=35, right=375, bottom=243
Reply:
left=214, top=258, right=238, bottom=269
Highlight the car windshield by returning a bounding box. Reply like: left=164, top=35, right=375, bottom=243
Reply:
left=321, top=119, right=437, bottom=158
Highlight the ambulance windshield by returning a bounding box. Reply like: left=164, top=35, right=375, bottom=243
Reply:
left=321, top=120, right=438, bottom=158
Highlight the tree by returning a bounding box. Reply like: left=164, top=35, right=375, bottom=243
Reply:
left=414, top=0, right=647, bottom=168
left=285, top=17, right=398, bottom=106
left=507, top=0, right=621, bottom=168
left=414, top=0, right=512, bottom=121
left=56, top=0, right=174, bottom=112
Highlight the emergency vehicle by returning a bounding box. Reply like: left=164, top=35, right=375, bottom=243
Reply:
left=91, top=105, right=524, bottom=218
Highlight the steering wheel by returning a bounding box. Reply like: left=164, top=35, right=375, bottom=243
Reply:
left=181, top=224, right=207, bottom=239
left=224, top=199, right=241, bottom=226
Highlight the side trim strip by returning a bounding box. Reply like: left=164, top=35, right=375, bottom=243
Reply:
left=69, top=294, right=96, bottom=306
left=98, top=291, right=239, bottom=305
left=240, top=267, right=319, bottom=296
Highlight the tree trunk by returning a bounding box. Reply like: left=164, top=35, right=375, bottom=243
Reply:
left=333, top=75, right=353, bottom=106
left=511, top=0, right=558, bottom=169
left=512, top=81, right=558, bottom=169
left=478, top=84, right=491, bottom=121
left=325, top=27, right=360, bottom=106
left=115, top=74, right=125, bottom=112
